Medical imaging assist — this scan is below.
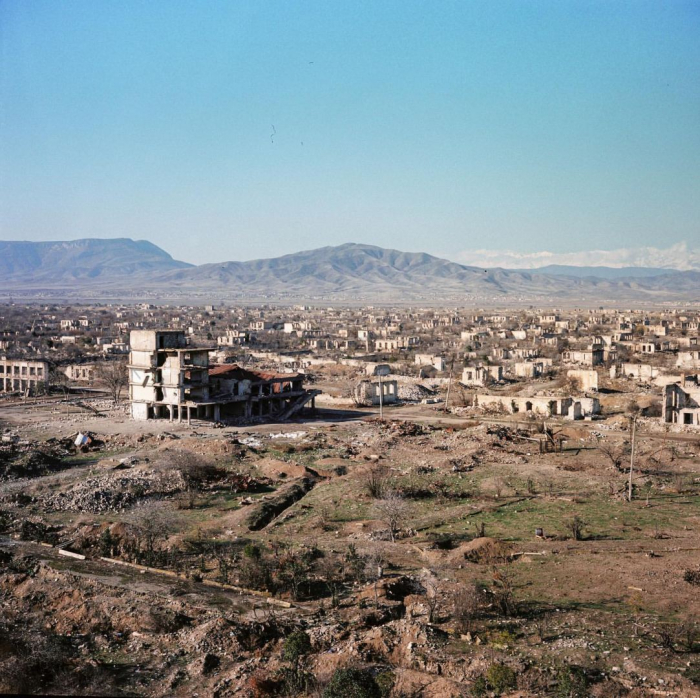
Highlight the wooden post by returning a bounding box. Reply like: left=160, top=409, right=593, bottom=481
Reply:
left=378, top=373, right=383, bottom=420
left=628, top=416, right=636, bottom=502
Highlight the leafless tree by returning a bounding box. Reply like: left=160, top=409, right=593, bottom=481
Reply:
left=96, top=359, right=128, bottom=404
left=567, top=515, right=586, bottom=541
left=423, top=574, right=442, bottom=623
left=127, top=503, right=179, bottom=565
left=363, top=546, right=385, bottom=607
left=316, top=555, right=345, bottom=608
left=373, top=491, right=410, bottom=542
left=48, top=365, right=70, bottom=398
left=596, top=436, right=628, bottom=471
left=491, top=566, right=517, bottom=617
left=452, top=581, right=487, bottom=633
left=159, top=449, right=224, bottom=509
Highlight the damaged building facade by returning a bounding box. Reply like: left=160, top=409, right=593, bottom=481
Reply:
left=0, top=357, right=49, bottom=395
left=128, top=330, right=318, bottom=422
left=662, top=376, right=700, bottom=427
left=474, top=393, right=600, bottom=420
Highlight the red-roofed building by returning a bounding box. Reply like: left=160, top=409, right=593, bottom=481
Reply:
left=128, top=330, right=318, bottom=423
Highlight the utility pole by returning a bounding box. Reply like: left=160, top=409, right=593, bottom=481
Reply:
left=628, top=415, right=637, bottom=502
left=444, top=359, right=454, bottom=413
left=378, top=372, right=383, bottom=420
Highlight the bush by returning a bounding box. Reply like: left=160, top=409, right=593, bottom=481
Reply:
left=282, top=631, right=312, bottom=665
left=556, top=664, right=589, bottom=697
left=486, top=663, right=516, bottom=695
left=470, top=675, right=488, bottom=697
left=243, top=542, right=262, bottom=559
left=363, top=465, right=389, bottom=499
left=375, top=671, right=395, bottom=698
left=567, top=515, right=586, bottom=541
left=684, top=569, right=700, bottom=586
left=323, top=667, right=381, bottom=698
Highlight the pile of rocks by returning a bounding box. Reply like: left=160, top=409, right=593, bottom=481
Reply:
left=43, top=468, right=187, bottom=513
left=398, top=383, right=436, bottom=402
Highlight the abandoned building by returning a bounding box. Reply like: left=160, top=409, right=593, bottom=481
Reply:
left=474, top=393, right=600, bottom=420
left=461, top=365, right=502, bottom=386
left=354, top=379, right=398, bottom=406
left=63, top=363, right=97, bottom=382
left=128, top=330, right=318, bottom=422
left=567, top=369, right=599, bottom=392
left=562, top=347, right=605, bottom=367
left=662, top=376, right=700, bottom=427
left=611, top=363, right=660, bottom=382
left=514, top=361, right=551, bottom=379
left=0, top=357, right=49, bottom=395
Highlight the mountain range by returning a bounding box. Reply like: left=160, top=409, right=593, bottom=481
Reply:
left=0, top=238, right=698, bottom=302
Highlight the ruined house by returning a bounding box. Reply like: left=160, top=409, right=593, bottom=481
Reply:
left=474, top=394, right=600, bottom=420
left=567, top=369, right=599, bottom=392
left=128, top=330, right=318, bottom=422
left=677, top=351, right=700, bottom=370
left=461, top=365, right=502, bottom=386
left=662, top=375, right=700, bottom=427
left=354, top=379, right=398, bottom=406
left=0, top=357, right=49, bottom=395
left=562, top=347, right=605, bottom=367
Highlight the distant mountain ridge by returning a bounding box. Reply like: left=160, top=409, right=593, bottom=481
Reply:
left=0, top=238, right=192, bottom=282
left=0, top=238, right=697, bottom=301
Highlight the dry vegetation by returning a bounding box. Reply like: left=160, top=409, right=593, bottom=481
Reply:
left=1, top=395, right=700, bottom=697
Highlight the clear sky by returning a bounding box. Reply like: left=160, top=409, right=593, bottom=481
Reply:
left=1, top=0, right=699, bottom=265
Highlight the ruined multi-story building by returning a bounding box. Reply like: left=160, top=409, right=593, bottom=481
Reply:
left=128, top=330, right=318, bottom=423
left=0, top=357, right=49, bottom=395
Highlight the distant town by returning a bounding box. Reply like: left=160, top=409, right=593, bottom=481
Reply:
left=2, top=300, right=700, bottom=694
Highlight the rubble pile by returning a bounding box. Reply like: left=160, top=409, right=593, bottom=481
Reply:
left=398, top=383, right=436, bottom=402
left=42, top=468, right=188, bottom=513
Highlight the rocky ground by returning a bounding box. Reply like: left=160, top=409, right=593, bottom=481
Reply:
left=1, top=396, right=700, bottom=696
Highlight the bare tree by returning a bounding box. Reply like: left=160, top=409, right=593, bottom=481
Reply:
left=596, top=436, right=628, bottom=471
left=316, top=555, right=345, bottom=608
left=363, top=546, right=385, bottom=607
left=452, top=582, right=487, bottom=633
left=127, top=503, right=179, bottom=566
left=96, top=359, right=128, bottom=404
left=567, top=515, right=586, bottom=541
left=49, top=365, right=70, bottom=398
left=159, top=450, right=224, bottom=509
left=423, top=574, right=442, bottom=623
left=373, top=491, right=410, bottom=542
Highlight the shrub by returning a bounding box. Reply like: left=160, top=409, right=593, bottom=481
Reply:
left=470, top=675, right=488, bottom=697
left=323, top=667, right=381, bottom=698
left=486, top=663, right=516, bottom=695
left=363, top=465, right=389, bottom=499
left=567, top=515, right=586, bottom=541
left=555, top=664, right=589, bottom=698
left=282, top=631, right=312, bottom=665
left=375, top=671, right=395, bottom=698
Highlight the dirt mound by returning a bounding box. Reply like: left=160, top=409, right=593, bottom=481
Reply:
left=446, top=537, right=511, bottom=564
left=254, top=457, right=309, bottom=480
left=311, top=457, right=348, bottom=477
left=245, top=476, right=317, bottom=530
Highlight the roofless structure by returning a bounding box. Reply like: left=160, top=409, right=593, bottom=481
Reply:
left=128, top=330, right=318, bottom=423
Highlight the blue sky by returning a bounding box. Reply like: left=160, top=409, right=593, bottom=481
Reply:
left=1, top=0, right=699, bottom=266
